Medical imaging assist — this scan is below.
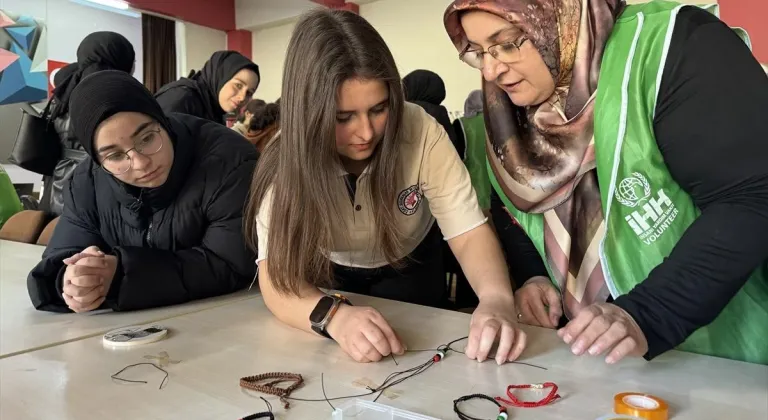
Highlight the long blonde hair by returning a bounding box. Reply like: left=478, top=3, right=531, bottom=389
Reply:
left=244, top=9, right=406, bottom=296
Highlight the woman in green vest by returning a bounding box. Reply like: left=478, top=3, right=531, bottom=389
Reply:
left=444, top=0, right=768, bottom=365
left=453, top=90, right=492, bottom=211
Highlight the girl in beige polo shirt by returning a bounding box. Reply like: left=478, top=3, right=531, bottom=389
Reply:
left=244, top=9, right=527, bottom=365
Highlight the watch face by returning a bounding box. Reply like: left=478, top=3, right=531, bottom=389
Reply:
left=310, top=296, right=336, bottom=325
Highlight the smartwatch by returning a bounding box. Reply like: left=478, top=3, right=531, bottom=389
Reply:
left=309, top=293, right=351, bottom=338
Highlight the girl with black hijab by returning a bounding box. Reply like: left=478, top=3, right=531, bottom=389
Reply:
left=27, top=71, right=258, bottom=313
left=155, top=51, right=260, bottom=124
left=44, top=31, right=136, bottom=216
left=402, top=69, right=459, bottom=151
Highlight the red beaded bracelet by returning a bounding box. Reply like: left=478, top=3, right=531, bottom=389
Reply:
left=495, top=382, right=561, bottom=408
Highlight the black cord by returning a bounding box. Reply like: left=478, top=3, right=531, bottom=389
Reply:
left=245, top=336, right=546, bottom=409
left=285, top=390, right=376, bottom=403
left=508, top=361, right=547, bottom=370
left=446, top=336, right=469, bottom=353
left=281, top=342, right=448, bottom=404
left=284, top=358, right=437, bottom=404
left=453, top=394, right=505, bottom=420
left=241, top=397, right=274, bottom=420
left=373, top=358, right=436, bottom=403
left=407, top=337, right=547, bottom=370
left=111, top=362, right=169, bottom=390
left=321, top=373, right=336, bottom=411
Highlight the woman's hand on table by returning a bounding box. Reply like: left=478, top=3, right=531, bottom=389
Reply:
left=466, top=293, right=527, bottom=365
left=515, top=276, right=562, bottom=329
left=326, top=304, right=405, bottom=363
left=559, top=303, right=648, bottom=364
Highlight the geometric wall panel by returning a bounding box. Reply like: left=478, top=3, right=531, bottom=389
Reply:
left=0, top=9, right=47, bottom=106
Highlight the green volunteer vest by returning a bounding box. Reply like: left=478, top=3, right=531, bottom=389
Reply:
left=490, top=1, right=768, bottom=364
left=0, top=166, right=22, bottom=230
left=460, top=114, right=492, bottom=210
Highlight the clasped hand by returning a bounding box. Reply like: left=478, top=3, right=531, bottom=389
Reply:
left=61, top=246, right=117, bottom=313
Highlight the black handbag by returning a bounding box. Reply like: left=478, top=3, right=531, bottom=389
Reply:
left=9, top=104, right=62, bottom=176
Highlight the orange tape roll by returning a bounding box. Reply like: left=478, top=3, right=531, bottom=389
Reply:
left=614, top=393, right=669, bottom=420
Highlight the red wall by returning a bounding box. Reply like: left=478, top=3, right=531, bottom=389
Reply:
left=310, top=0, right=359, bottom=14
left=227, top=30, right=252, bottom=60
left=719, top=0, right=768, bottom=63
left=126, top=0, right=236, bottom=31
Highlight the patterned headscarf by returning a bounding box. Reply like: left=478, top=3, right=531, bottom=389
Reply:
left=445, top=0, right=624, bottom=319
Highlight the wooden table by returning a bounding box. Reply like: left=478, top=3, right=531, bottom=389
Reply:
left=0, top=240, right=258, bottom=359
left=2, top=294, right=765, bottom=420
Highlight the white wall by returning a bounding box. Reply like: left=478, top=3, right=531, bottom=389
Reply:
left=248, top=0, right=721, bottom=113
left=0, top=0, right=143, bottom=163
left=251, top=20, right=296, bottom=102
left=246, top=0, right=494, bottom=112
left=236, top=0, right=317, bottom=30
left=181, top=21, right=226, bottom=74
left=360, top=0, right=478, bottom=113
left=0, top=0, right=143, bottom=81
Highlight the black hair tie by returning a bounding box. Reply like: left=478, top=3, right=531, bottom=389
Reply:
left=240, top=412, right=273, bottom=420
left=239, top=397, right=275, bottom=419
left=453, top=393, right=508, bottom=420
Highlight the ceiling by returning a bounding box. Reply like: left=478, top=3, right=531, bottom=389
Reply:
left=236, top=0, right=381, bottom=30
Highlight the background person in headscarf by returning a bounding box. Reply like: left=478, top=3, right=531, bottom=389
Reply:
left=402, top=69, right=459, bottom=152
left=445, top=0, right=768, bottom=365
left=155, top=51, right=260, bottom=125
left=27, top=71, right=258, bottom=313
left=450, top=90, right=484, bottom=161
left=43, top=31, right=136, bottom=216
left=452, top=90, right=489, bottom=210
left=232, top=99, right=280, bottom=152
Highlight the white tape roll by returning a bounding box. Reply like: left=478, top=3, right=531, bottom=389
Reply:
left=103, top=324, right=168, bottom=348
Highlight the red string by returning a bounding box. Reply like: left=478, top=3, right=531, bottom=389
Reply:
left=495, top=382, right=561, bottom=408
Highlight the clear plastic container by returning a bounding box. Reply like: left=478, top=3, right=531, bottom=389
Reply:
left=330, top=399, right=439, bottom=420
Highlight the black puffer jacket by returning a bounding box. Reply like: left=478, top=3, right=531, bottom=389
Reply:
left=47, top=108, right=88, bottom=215
left=28, top=113, right=258, bottom=312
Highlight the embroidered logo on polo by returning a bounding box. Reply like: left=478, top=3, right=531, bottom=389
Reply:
left=398, top=185, right=422, bottom=216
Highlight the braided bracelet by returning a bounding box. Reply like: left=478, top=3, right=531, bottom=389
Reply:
left=495, top=382, right=561, bottom=408
left=454, top=393, right=508, bottom=420
left=240, top=372, right=304, bottom=409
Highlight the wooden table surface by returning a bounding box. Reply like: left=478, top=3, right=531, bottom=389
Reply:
left=0, top=239, right=258, bottom=359
left=2, top=293, right=765, bottom=420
